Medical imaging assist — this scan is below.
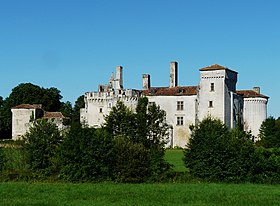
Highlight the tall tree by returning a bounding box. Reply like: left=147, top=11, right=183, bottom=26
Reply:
left=258, top=117, right=280, bottom=148
left=184, top=117, right=255, bottom=182
left=23, top=119, right=63, bottom=176
left=0, top=96, right=3, bottom=108
left=72, top=95, right=85, bottom=124
left=104, top=97, right=171, bottom=181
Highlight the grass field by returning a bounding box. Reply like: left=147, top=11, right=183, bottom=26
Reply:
left=164, top=148, right=187, bottom=172
left=1, top=182, right=280, bottom=205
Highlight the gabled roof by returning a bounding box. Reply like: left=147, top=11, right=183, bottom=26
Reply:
left=43, top=112, right=65, bottom=119
left=237, top=90, right=269, bottom=99
left=142, top=86, right=198, bottom=96
left=12, top=104, right=43, bottom=109
left=200, top=64, right=238, bottom=74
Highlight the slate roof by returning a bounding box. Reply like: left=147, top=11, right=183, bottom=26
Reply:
left=142, top=86, right=198, bottom=96
left=12, top=104, right=43, bottom=109
left=200, top=64, right=238, bottom=74
left=43, top=112, right=65, bottom=119
left=237, top=90, right=269, bottom=99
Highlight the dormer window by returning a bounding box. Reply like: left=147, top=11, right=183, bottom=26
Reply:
left=210, top=83, right=215, bottom=92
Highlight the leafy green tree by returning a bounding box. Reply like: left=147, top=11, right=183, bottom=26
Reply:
left=59, top=101, right=73, bottom=124
left=258, top=117, right=280, bottom=148
left=23, top=119, right=62, bottom=176
left=72, top=95, right=85, bottom=124
left=104, top=100, right=135, bottom=138
left=0, top=83, right=63, bottom=138
left=104, top=97, right=171, bottom=181
left=113, top=136, right=150, bottom=183
left=59, top=125, right=114, bottom=182
left=184, top=117, right=255, bottom=182
left=0, top=96, right=3, bottom=108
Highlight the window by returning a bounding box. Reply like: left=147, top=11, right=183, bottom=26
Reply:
left=177, top=101, right=184, bottom=111
left=210, top=83, right=215, bottom=92
left=209, top=101, right=213, bottom=108
left=99, top=108, right=103, bottom=113
left=177, top=117, right=184, bottom=126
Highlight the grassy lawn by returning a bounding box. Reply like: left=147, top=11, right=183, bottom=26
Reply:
left=1, top=182, right=280, bottom=206
left=164, top=148, right=187, bottom=172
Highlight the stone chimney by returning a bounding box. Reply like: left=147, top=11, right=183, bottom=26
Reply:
left=142, top=74, right=151, bottom=90
left=116, top=66, right=123, bottom=90
left=170, top=61, right=178, bottom=88
left=253, top=87, right=260, bottom=94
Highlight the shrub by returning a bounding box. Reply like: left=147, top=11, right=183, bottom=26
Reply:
left=0, top=147, right=6, bottom=172
left=23, top=119, right=62, bottom=176
left=184, top=117, right=255, bottom=182
left=250, top=147, right=280, bottom=184
left=59, top=125, right=114, bottom=182
left=113, top=136, right=150, bottom=183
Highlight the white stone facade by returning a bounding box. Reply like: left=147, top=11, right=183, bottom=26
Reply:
left=11, top=104, right=67, bottom=140
left=81, top=62, right=269, bottom=147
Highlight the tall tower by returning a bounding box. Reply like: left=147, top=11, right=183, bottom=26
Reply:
left=196, top=64, right=237, bottom=128
left=115, top=66, right=123, bottom=90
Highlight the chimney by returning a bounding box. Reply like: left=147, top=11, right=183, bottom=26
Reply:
left=116, top=66, right=123, bottom=90
left=253, top=87, right=260, bottom=94
left=142, top=74, right=151, bottom=90
left=170, top=61, right=178, bottom=88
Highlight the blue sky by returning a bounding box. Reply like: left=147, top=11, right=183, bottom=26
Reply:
left=1, top=0, right=279, bottom=117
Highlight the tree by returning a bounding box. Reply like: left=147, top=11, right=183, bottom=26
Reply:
left=258, top=117, right=280, bottom=148
left=59, top=125, right=114, bottom=182
left=0, top=83, right=63, bottom=138
left=0, top=96, right=3, bottom=108
left=104, top=97, right=171, bottom=181
left=184, top=117, right=255, bottom=182
left=104, top=100, right=135, bottom=138
left=23, top=119, right=62, bottom=176
left=59, top=101, right=73, bottom=124
left=72, top=95, right=85, bottom=124
left=113, top=136, right=150, bottom=183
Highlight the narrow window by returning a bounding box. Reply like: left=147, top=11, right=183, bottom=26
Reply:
left=210, top=83, right=215, bottom=92
left=177, top=117, right=184, bottom=126
left=99, top=108, right=103, bottom=113
left=177, top=101, right=184, bottom=111
left=209, top=101, right=213, bottom=108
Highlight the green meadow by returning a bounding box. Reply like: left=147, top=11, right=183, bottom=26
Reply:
left=1, top=182, right=280, bottom=206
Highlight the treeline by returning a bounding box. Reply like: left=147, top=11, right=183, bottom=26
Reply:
left=0, top=83, right=84, bottom=138
left=184, top=117, right=280, bottom=184
left=0, top=98, right=171, bottom=183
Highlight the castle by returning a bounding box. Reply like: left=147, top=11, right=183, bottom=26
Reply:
left=80, top=62, right=269, bottom=148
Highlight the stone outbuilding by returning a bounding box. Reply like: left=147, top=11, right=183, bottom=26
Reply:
left=11, top=104, right=67, bottom=140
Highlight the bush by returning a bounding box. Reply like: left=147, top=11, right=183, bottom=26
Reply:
left=0, top=147, right=6, bottom=172
left=59, top=126, right=114, bottom=182
left=250, top=147, right=280, bottom=184
left=23, top=119, right=62, bottom=176
left=184, top=117, right=255, bottom=182
left=113, top=136, right=150, bottom=183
